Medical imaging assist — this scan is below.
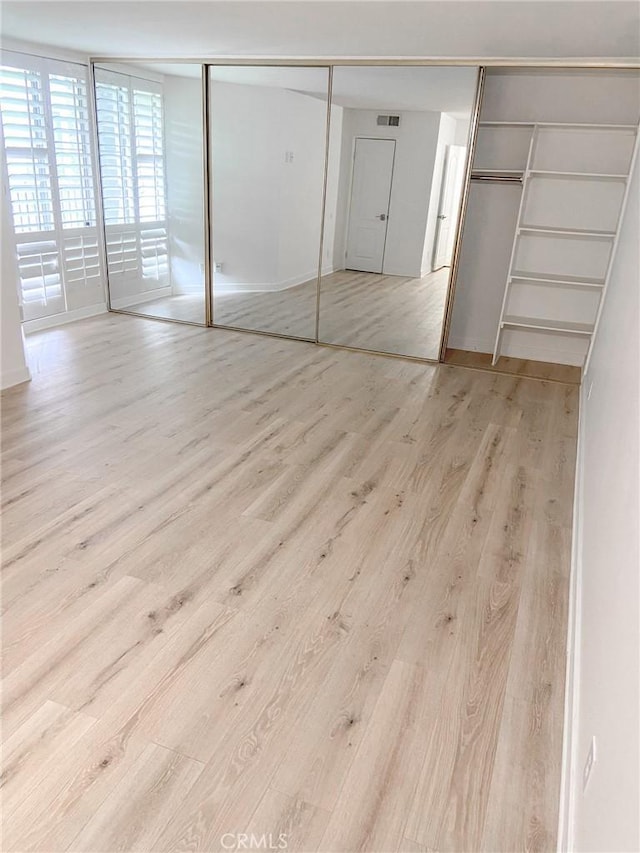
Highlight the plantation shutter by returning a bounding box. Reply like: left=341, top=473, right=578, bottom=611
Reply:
left=50, top=72, right=103, bottom=309
left=0, top=53, right=104, bottom=322
left=94, top=79, right=135, bottom=226
left=0, top=64, right=63, bottom=318
left=95, top=69, right=169, bottom=307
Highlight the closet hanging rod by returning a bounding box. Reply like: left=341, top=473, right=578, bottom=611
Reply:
left=470, top=174, right=523, bottom=183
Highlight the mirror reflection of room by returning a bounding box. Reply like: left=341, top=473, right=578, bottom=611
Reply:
left=94, top=63, right=206, bottom=324
left=209, top=66, right=329, bottom=339
left=319, top=66, right=479, bottom=359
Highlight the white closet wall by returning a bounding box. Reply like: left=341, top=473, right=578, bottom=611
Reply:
left=449, top=69, right=640, bottom=366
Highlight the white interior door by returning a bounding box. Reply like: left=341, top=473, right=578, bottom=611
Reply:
left=345, top=138, right=395, bottom=274
left=433, top=144, right=467, bottom=270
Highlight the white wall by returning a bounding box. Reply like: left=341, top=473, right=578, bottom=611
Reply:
left=332, top=108, right=441, bottom=278
left=1, top=191, right=30, bottom=389
left=565, top=158, right=639, bottom=852
left=210, top=80, right=329, bottom=291
left=448, top=68, right=640, bottom=364
left=321, top=104, right=343, bottom=277
left=448, top=180, right=523, bottom=353
left=163, top=74, right=205, bottom=296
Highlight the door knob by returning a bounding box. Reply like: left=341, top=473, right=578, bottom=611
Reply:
left=378, top=213, right=387, bottom=221
left=437, top=214, right=447, bottom=220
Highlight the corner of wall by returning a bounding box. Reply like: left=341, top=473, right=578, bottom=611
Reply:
left=1, top=363, right=31, bottom=391
left=1, top=188, right=31, bottom=391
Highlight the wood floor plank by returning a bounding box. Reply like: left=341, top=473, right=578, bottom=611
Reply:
left=242, top=787, right=331, bottom=853
left=481, top=522, right=571, bottom=853
left=270, top=492, right=429, bottom=812
left=2, top=575, right=144, bottom=736
left=1, top=700, right=96, bottom=820
left=1, top=719, right=151, bottom=852
left=67, top=742, right=205, bottom=853
left=404, top=459, right=536, bottom=850
left=317, top=658, right=428, bottom=853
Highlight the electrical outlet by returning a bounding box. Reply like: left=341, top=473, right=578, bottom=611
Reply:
left=583, top=736, right=597, bottom=792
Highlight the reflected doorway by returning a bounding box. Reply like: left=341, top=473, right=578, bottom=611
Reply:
left=433, top=144, right=467, bottom=270
left=345, top=137, right=395, bottom=274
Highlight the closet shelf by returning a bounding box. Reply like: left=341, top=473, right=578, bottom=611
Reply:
left=518, top=225, right=616, bottom=238
left=490, top=112, right=638, bottom=367
left=528, top=170, right=628, bottom=180
left=501, top=315, right=594, bottom=335
left=509, top=273, right=605, bottom=289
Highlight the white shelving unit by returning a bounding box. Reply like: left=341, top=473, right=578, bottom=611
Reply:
left=489, top=121, right=639, bottom=366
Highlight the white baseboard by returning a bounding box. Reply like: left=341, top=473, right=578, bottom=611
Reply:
left=1, top=364, right=31, bottom=390
left=172, top=287, right=203, bottom=296
left=110, top=287, right=172, bottom=309
left=23, top=303, right=107, bottom=334
left=215, top=282, right=295, bottom=294
left=383, top=265, right=423, bottom=278
left=278, top=269, right=323, bottom=289
left=557, top=382, right=586, bottom=852
left=215, top=268, right=331, bottom=295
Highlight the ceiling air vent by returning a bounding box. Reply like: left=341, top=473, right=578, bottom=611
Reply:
left=377, top=115, right=400, bottom=127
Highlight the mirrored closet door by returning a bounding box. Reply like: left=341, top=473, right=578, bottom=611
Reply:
left=209, top=66, right=330, bottom=339
left=94, top=62, right=206, bottom=324
left=318, top=65, right=480, bottom=359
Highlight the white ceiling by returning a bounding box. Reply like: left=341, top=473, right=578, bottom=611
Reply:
left=1, top=1, right=639, bottom=61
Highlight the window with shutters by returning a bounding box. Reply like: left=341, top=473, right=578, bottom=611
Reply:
left=94, top=69, right=169, bottom=307
left=0, top=52, right=105, bottom=322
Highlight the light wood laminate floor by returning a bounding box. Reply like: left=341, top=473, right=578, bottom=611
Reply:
left=2, top=314, right=577, bottom=852
left=122, top=293, right=207, bottom=325
left=216, top=268, right=450, bottom=358
left=125, top=269, right=450, bottom=360
left=318, top=268, right=449, bottom=359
